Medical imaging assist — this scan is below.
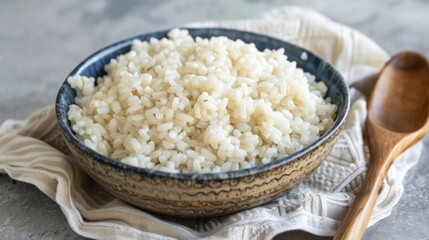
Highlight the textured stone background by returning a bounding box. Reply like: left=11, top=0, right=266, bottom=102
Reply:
left=0, top=0, right=428, bottom=239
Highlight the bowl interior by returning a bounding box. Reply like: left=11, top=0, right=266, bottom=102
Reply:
left=56, top=28, right=350, bottom=180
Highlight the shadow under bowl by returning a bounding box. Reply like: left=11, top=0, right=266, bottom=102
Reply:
left=56, top=28, right=350, bottom=218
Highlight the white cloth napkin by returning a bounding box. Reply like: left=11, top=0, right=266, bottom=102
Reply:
left=0, top=6, right=423, bottom=240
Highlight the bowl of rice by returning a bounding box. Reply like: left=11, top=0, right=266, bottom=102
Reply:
left=56, top=28, right=349, bottom=217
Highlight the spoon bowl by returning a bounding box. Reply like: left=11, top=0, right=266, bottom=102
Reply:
left=335, top=51, right=429, bottom=240
left=369, top=52, right=429, bottom=132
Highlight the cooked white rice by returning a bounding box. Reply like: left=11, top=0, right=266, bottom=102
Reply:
left=67, top=29, right=337, bottom=173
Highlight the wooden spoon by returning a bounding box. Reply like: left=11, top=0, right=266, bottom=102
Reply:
left=334, top=51, right=429, bottom=240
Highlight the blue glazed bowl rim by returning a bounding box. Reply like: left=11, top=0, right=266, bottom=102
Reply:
left=56, top=27, right=350, bottom=181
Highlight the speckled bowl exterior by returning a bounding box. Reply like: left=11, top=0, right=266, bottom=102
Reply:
left=56, top=28, right=350, bottom=218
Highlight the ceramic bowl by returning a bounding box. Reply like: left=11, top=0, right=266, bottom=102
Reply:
left=56, top=28, right=350, bottom=218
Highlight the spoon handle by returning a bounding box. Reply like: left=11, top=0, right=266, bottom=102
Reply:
left=334, top=144, right=396, bottom=240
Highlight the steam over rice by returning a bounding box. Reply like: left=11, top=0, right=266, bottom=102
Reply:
left=67, top=29, right=337, bottom=173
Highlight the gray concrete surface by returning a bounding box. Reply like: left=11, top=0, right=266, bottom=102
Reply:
left=0, top=0, right=428, bottom=239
